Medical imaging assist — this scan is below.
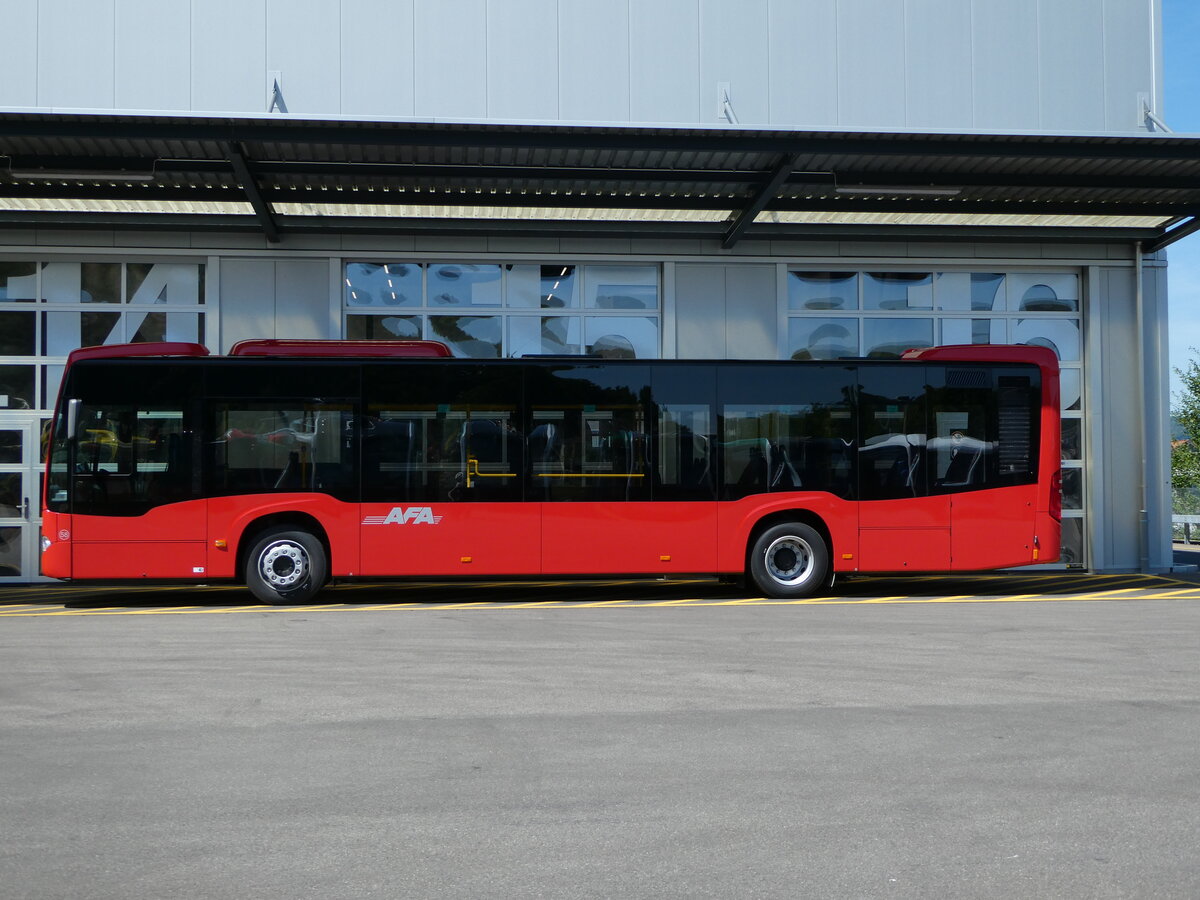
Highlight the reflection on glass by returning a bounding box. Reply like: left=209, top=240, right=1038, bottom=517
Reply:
left=42, top=366, right=65, bottom=411
left=0, top=432, right=21, bottom=464
left=1060, top=516, right=1084, bottom=566
left=940, top=318, right=1004, bottom=346
left=42, top=262, right=82, bottom=303
left=584, top=317, right=658, bottom=358
left=129, top=312, right=203, bottom=344
left=346, top=315, right=422, bottom=340
left=1061, top=468, right=1082, bottom=510
left=345, top=263, right=422, bottom=307
left=863, top=318, right=933, bottom=358
left=126, top=263, right=204, bottom=305
left=0, top=262, right=36, bottom=302
left=429, top=316, right=502, bottom=357
left=934, top=272, right=1004, bottom=311
left=1013, top=318, right=1080, bottom=361
left=81, top=263, right=121, bottom=304
left=788, top=272, right=858, bottom=310
left=1061, top=418, right=1082, bottom=460
left=508, top=316, right=582, bottom=356
left=787, top=317, right=858, bottom=360
left=0, top=312, right=36, bottom=356
left=864, top=273, right=933, bottom=310
left=0, top=366, right=35, bottom=409
left=540, top=265, right=578, bottom=308
left=584, top=265, right=657, bottom=309
left=0, top=473, right=20, bottom=517
left=1007, top=273, right=1078, bottom=312
left=1060, top=369, right=1081, bottom=411
left=428, top=264, right=501, bottom=307
left=42, top=311, right=122, bottom=355
left=0, top=526, right=21, bottom=576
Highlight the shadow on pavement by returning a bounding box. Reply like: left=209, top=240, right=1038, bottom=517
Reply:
left=0, top=566, right=1197, bottom=610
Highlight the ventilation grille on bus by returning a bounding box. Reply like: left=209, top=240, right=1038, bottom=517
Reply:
left=997, top=375, right=1033, bottom=474
left=946, top=368, right=990, bottom=389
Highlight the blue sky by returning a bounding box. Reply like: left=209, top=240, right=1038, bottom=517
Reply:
left=1164, top=0, right=1200, bottom=401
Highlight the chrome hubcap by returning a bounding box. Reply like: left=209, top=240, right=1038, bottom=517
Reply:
left=764, top=536, right=814, bottom=586
left=259, top=540, right=309, bottom=590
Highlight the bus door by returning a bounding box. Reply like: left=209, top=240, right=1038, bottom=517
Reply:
left=532, top=364, right=717, bottom=575
left=856, top=365, right=951, bottom=571
left=69, top=391, right=207, bottom=579
left=934, top=366, right=1041, bottom=570
left=358, top=363, right=539, bottom=577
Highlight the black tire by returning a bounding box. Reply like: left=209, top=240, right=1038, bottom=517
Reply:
left=748, top=521, right=829, bottom=599
left=245, top=529, right=326, bottom=605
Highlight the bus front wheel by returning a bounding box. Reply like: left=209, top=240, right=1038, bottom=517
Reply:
left=748, top=522, right=829, bottom=599
left=246, top=529, right=327, bottom=605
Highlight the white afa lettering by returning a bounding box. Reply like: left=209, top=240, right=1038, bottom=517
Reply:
left=361, top=507, right=444, bottom=526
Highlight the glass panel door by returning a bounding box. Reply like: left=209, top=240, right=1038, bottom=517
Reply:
left=0, top=414, right=47, bottom=582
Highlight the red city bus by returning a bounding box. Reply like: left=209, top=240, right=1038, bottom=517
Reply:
left=41, top=340, right=1060, bottom=602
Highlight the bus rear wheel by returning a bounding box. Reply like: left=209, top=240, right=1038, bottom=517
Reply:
left=748, top=522, right=829, bottom=599
left=246, top=529, right=326, bottom=605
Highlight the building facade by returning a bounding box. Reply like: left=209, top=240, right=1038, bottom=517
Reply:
left=0, top=0, right=1183, bottom=582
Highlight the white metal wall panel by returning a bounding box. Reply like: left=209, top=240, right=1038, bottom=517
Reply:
left=2, top=0, right=39, bottom=107
left=700, top=0, right=769, bottom=125
left=905, top=0, right=972, bottom=129
left=192, top=0, right=266, bottom=113
left=559, top=0, right=629, bottom=122
left=1092, top=266, right=1141, bottom=570
left=267, top=0, right=341, bottom=115
left=274, top=260, right=331, bottom=340
left=835, top=0, right=906, bottom=128
left=37, top=0, right=115, bottom=109
left=723, top=266, right=775, bottom=359
left=1039, top=0, right=1106, bottom=130
left=971, top=0, right=1039, bottom=129
left=674, top=265, right=726, bottom=359
left=767, top=0, right=838, bottom=127
left=115, top=0, right=190, bottom=111
left=219, top=259, right=275, bottom=353
left=1104, top=0, right=1155, bottom=130
left=629, top=0, right=699, bottom=124
left=486, top=0, right=558, bottom=121
left=340, top=0, right=416, bottom=117
left=414, top=0, right=486, bottom=118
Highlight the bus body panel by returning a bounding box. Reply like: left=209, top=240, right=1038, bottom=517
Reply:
left=206, top=494, right=361, bottom=579
left=949, top=484, right=1038, bottom=570
left=541, top=502, right=717, bottom=574
left=358, top=501, right=540, bottom=576
left=70, top=499, right=207, bottom=579
left=40, top=509, right=71, bottom=578
left=858, top=496, right=952, bottom=571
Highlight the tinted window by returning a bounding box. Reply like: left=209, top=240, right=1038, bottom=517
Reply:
left=857, top=365, right=929, bottom=500
left=719, top=365, right=856, bottom=500
left=651, top=365, right=716, bottom=502
left=363, top=362, right=523, bottom=503
left=207, top=400, right=355, bottom=501
left=60, top=363, right=200, bottom=516
left=526, top=363, right=651, bottom=502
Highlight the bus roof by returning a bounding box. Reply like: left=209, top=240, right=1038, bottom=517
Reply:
left=229, top=339, right=453, bottom=358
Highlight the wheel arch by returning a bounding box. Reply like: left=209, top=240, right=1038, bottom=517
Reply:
left=236, top=512, right=332, bottom=584
left=744, top=509, right=833, bottom=574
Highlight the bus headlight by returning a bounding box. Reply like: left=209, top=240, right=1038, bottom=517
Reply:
left=41, top=536, right=51, bottom=552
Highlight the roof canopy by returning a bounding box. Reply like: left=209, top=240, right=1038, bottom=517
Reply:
left=2, top=111, right=1198, bottom=252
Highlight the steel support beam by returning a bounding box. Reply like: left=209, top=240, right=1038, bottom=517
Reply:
left=226, top=142, right=280, bottom=242
left=722, top=153, right=802, bottom=248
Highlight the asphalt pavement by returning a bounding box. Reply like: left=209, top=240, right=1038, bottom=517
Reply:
left=2, top=574, right=1199, bottom=899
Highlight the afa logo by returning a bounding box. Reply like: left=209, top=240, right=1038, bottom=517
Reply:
left=362, top=506, right=443, bottom=526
